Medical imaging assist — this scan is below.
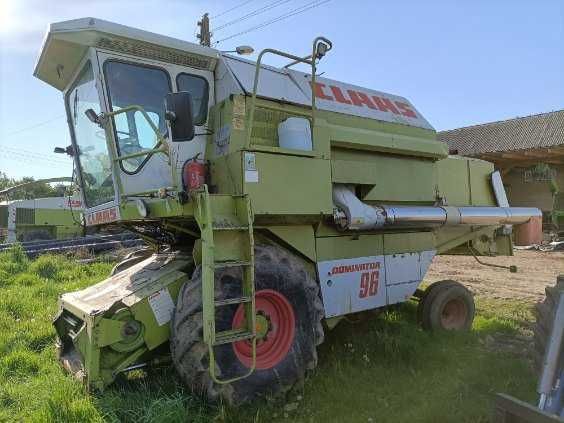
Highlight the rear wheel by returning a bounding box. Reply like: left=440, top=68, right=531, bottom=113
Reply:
left=171, top=244, right=324, bottom=405
left=417, top=280, right=475, bottom=331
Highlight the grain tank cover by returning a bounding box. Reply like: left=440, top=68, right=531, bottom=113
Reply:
left=222, top=56, right=434, bottom=130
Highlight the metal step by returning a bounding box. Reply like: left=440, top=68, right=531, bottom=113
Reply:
left=214, top=328, right=254, bottom=346
left=212, top=225, right=249, bottom=231
left=214, top=260, right=252, bottom=269
left=214, top=296, right=252, bottom=307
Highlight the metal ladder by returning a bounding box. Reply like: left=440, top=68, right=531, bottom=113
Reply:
left=194, top=186, right=257, bottom=384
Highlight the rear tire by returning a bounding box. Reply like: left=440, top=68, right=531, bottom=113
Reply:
left=417, top=280, right=475, bottom=331
left=170, top=244, right=324, bottom=405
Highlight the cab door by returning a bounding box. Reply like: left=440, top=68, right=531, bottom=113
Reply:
left=96, top=50, right=214, bottom=198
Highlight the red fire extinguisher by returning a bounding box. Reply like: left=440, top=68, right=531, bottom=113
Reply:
left=182, top=153, right=206, bottom=192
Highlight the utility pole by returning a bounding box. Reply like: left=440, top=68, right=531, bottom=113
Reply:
left=197, top=13, right=212, bottom=47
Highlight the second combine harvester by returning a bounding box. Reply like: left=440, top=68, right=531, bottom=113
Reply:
left=34, top=18, right=540, bottom=404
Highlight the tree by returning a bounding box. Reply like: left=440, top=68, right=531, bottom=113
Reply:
left=0, top=172, right=69, bottom=200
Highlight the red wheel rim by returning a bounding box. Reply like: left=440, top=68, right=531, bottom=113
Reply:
left=440, top=298, right=468, bottom=330
left=232, top=289, right=296, bottom=369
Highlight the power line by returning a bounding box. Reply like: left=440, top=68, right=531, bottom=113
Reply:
left=1, top=114, right=65, bottom=137
left=0, top=145, right=69, bottom=159
left=0, top=153, right=70, bottom=167
left=211, top=0, right=256, bottom=19
left=0, top=147, right=70, bottom=166
left=215, top=0, right=331, bottom=44
left=213, top=0, right=292, bottom=33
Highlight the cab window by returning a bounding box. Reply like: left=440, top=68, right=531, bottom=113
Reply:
left=66, top=61, right=114, bottom=207
left=104, top=61, right=171, bottom=173
left=176, top=73, right=209, bottom=125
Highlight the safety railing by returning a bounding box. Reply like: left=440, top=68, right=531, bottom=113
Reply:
left=100, top=105, right=179, bottom=202
left=245, top=37, right=332, bottom=149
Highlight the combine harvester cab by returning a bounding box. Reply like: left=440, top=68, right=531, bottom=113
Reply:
left=34, top=18, right=541, bottom=403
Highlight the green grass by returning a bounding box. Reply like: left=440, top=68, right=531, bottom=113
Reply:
left=0, top=246, right=537, bottom=422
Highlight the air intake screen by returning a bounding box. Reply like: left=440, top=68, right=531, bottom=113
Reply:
left=96, top=37, right=213, bottom=70
left=16, top=208, right=35, bottom=225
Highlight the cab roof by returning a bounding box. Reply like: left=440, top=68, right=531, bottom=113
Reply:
left=34, top=17, right=219, bottom=91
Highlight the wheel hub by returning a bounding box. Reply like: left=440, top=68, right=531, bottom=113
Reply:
left=232, top=289, right=296, bottom=370
left=440, top=298, right=468, bottom=330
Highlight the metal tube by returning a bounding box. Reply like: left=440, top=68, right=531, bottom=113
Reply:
left=383, top=206, right=447, bottom=226
left=379, top=206, right=540, bottom=227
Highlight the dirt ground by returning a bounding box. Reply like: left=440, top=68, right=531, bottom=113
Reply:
left=425, top=250, right=564, bottom=301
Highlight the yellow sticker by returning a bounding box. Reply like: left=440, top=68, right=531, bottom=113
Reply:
left=232, top=96, right=246, bottom=116
left=232, top=116, right=245, bottom=131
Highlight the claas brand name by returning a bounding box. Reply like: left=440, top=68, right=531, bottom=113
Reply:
left=330, top=261, right=380, bottom=275
left=311, top=82, right=418, bottom=118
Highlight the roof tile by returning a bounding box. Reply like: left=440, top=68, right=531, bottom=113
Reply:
left=437, top=110, right=564, bottom=155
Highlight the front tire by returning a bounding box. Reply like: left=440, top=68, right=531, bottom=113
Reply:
left=170, top=244, right=325, bottom=405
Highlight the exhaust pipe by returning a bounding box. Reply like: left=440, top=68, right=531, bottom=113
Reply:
left=332, top=185, right=541, bottom=231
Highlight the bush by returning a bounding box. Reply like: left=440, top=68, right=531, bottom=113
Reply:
left=0, top=244, right=29, bottom=278
left=28, top=255, right=67, bottom=280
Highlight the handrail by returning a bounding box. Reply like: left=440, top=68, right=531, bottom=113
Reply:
left=245, top=37, right=332, bottom=149
left=99, top=104, right=178, bottom=202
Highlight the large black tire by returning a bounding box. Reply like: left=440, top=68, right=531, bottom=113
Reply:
left=170, top=244, right=325, bottom=405
left=417, top=280, right=475, bottom=331
left=533, top=276, right=564, bottom=371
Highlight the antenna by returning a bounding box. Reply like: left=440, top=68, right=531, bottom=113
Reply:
left=197, top=13, right=212, bottom=47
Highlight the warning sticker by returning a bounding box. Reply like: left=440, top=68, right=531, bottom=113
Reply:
left=148, top=288, right=175, bottom=326
left=245, top=170, right=259, bottom=183
left=244, top=152, right=259, bottom=183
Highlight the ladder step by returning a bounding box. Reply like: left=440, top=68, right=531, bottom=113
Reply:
left=214, top=329, right=254, bottom=346
left=214, top=296, right=252, bottom=307
left=214, top=260, right=252, bottom=269
left=213, top=225, right=249, bottom=231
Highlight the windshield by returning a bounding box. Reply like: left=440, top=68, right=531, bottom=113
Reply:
left=67, top=61, right=114, bottom=207
left=104, top=61, right=171, bottom=173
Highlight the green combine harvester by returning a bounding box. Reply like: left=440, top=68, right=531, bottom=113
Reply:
left=33, top=18, right=541, bottom=404
left=0, top=178, right=83, bottom=242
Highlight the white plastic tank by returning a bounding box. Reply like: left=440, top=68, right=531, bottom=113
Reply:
left=278, top=117, right=313, bottom=151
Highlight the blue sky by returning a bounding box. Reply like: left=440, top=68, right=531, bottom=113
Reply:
left=0, top=0, right=562, bottom=179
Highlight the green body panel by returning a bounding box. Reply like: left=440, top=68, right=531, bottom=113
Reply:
left=316, top=234, right=384, bottom=261
left=265, top=225, right=317, bottom=262
left=242, top=152, right=333, bottom=215
left=315, top=231, right=435, bottom=261
left=436, top=156, right=497, bottom=206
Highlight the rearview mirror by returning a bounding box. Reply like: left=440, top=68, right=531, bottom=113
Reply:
left=85, top=108, right=100, bottom=124
left=165, top=92, right=195, bottom=142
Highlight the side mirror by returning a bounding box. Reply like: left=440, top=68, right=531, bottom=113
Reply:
left=85, top=108, right=100, bottom=124
left=165, top=91, right=195, bottom=142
